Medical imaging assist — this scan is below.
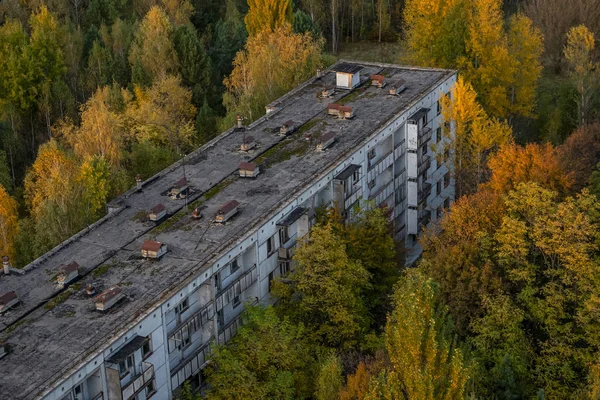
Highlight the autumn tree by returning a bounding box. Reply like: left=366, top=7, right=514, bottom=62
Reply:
left=494, top=183, right=600, bottom=397
left=128, top=6, right=179, bottom=85
left=125, top=75, right=197, bottom=151
left=524, top=0, right=600, bottom=71
left=244, top=0, right=293, bottom=36
left=402, top=0, right=468, bottom=68
left=315, top=353, right=343, bottom=400
left=486, top=143, right=573, bottom=196
left=420, top=189, right=506, bottom=335
left=404, top=0, right=543, bottom=119
left=273, top=222, right=370, bottom=349
left=223, top=26, right=322, bottom=125
left=339, top=362, right=372, bottom=400
left=365, top=269, right=471, bottom=399
left=564, top=25, right=598, bottom=126
left=439, top=76, right=512, bottom=197
left=60, top=85, right=125, bottom=167
left=0, top=185, right=19, bottom=262
left=557, top=123, right=600, bottom=192
left=205, top=306, right=316, bottom=400
left=344, top=206, right=399, bottom=329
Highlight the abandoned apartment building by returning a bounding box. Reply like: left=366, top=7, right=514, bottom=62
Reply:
left=0, top=61, right=456, bottom=400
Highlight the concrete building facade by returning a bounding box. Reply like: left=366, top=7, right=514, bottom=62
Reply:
left=0, top=61, right=455, bottom=400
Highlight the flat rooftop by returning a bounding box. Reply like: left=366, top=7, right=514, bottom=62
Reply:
left=0, top=61, right=453, bottom=399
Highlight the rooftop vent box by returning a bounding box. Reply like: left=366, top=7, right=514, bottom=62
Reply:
left=370, top=74, right=386, bottom=88
left=0, top=291, right=18, bottom=313
left=334, top=63, right=362, bottom=89
left=317, top=132, right=337, bottom=152
left=280, top=120, right=296, bottom=136
left=327, top=103, right=340, bottom=116
left=215, top=200, right=240, bottom=223
left=240, top=136, right=256, bottom=152
left=321, top=86, right=335, bottom=98
left=56, top=261, right=79, bottom=288
left=141, top=240, right=168, bottom=259
left=265, top=105, right=277, bottom=114
left=389, top=79, right=407, bottom=96
left=169, top=178, right=189, bottom=199
left=94, top=286, right=123, bottom=311
left=338, top=105, right=355, bottom=119
left=239, top=162, right=260, bottom=179
left=149, top=204, right=166, bottom=222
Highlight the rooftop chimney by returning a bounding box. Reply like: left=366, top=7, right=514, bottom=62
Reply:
left=316, top=67, right=322, bottom=79
left=135, top=175, right=142, bottom=191
left=2, top=256, right=8, bottom=276
left=192, top=207, right=201, bottom=220
left=236, top=115, right=244, bottom=129
left=86, top=284, right=96, bottom=297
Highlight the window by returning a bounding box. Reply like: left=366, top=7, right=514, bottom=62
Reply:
left=142, top=339, right=152, bottom=359
left=279, top=227, right=289, bottom=245
left=367, top=148, right=376, bottom=159
left=436, top=181, right=442, bottom=196
left=437, top=206, right=444, bottom=220
left=436, top=100, right=441, bottom=115
left=268, top=271, right=274, bottom=292
left=230, top=258, right=240, bottom=273
left=352, top=169, right=360, bottom=184
left=118, top=354, right=134, bottom=378
left=444, top=149, right=450, bottom=162
left=266, top=236, right=275, bottom=255
left=422, top=146, right=428, bottom=157
left=146, top=379, right=156, bottom=398
left=232, top=295, right=241, bottom=308
left=421, top=114, right=427, bottom=126
left=444, top=197, right=450, bottom=209
left=436, top=127, right=442, bottom=143
left=175, top=298, right=189, bottom=314
left=214, top=274, right=221, bottom=291
left=444, top=172, right=450, bottom=188
left=368, top=179, right=376, bottom=190
left=182, top=325, right=191, bottom=347
left=217, top=310, right=224, bottom=326
left=279, top=261, right=290, bottom=277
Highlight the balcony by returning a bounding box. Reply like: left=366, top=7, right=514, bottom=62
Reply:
left=121, top=362, right=154, bottom=400
left=418, top=127, right=432, bottom=147
left=368, top=149, right=393, bottom=171
left=418, top=155, right=431, bottom=176
left=170, top=342, right=212, bottom=390
left=418, top=182, right=432, bottom=204
left=279, top=235, right=297, bottom=260
left=215, top=265, right=258, bottom=312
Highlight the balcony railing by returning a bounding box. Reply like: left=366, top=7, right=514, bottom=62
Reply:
left=279, top=235, right=297, bottom=260
left=368, top=149, right=393, bottom=170
left=121, top=362, right=154, bottom=400
left=418, top=127, right=432, bottom=147
left=215, top=265, right=258, bottom=312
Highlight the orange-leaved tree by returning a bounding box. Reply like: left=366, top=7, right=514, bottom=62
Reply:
left=486, top=142, right=573, bottom=195
left=438, top=76, right=512, bottom=197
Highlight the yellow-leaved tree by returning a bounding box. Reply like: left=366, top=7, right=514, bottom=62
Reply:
left=125, top=75, right=197, bottom=152
left=223, top=26, right=322, bottom=125
left=365, top=269, right=471, bottom=399
left=128, top=6, right=179, bottom=84
left=60, top=86, right=125, bottom=168
left=0, top=185, right=18, bottom=261
left=438, top=76, right=512, bottom=197
left=244, top=0, right=293, bottom=36
left=404, top=0, right=543, bottom=120
left=564, top=25, right=598, bottom=126
left=403, top=0, right=468, bottom=68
